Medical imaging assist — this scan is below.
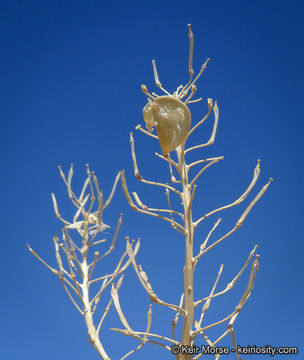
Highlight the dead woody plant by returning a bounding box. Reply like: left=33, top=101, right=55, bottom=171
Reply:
left=28, top=25, right=272, bottom=360
left=28, top=164, right=140, bottom=360
left=116, top=24, right=273, bottom=359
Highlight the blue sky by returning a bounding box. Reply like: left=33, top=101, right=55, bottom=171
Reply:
left=1, top=0, right=303, bottom=359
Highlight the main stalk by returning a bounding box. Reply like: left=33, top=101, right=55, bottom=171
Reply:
left=177, top=146, right=194, bottom=359
left=81, top=243, right=110, bottom=360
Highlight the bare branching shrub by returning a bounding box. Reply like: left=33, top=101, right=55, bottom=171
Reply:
left=28, top=165, right=139, bottom=360
left=116, top=24, right=272, bottom=360
left=29, top=25, right=272, bottom=360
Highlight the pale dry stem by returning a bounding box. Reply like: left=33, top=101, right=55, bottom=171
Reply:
left=190, top=156, right=224, bottom=189
left=199, top=178, right=272, bottom=256
left=185, top=101, right=219, bottom=154
left=135, top=124, right=158, bottom=139
left=186, top=98, right=213, bottom=141
left=120, top=169, right=185, bottom=233
left=192, top=256, right=259, bottom=360
left=171, top=293, right=184, bottom=341
left=126, top=237, right=186, bottom=315
left=194, top=160, right=261, bottom=227
left=132, top=191, right=183, bottom=218
left=195, top=245, right=258, bottom=307
left=129, top=132, right=181, bottom=197
left=119, top=305, right=152, bottom=360
left=194, top=218, right=222, bottom=266
left=195, top=264, right=224, bottom=333
left=111, top=277, right=178, bottom=355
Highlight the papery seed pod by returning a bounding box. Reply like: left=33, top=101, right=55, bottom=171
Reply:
left=143, top=96, right=191, bottom=154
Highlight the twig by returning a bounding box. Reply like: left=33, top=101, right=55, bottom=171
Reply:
left=126, top=238, right=185, bottom=315
left=180, top=58, right=210, bottom=98
left=185, top=98, right=213, bottom=141
left=155, top=152, right=182, bottom=178
left=171, top=293, right=184, bottom=341
left=97, top=275, right=124, bottom=335
left=181, top=23, right=194, bottom=95
left=195, top=264, right=223, bottom=332
left=194, top=218, right=222, bottom=266
left=141, top=84, right=157, bottom=100
left=129, top=132, right=181, bottom=197
left=190, top=156, right=224, bottom=189
left=132, top=191, right=183, bottom=218
left=111, top=328, right=172, bottom=351
left=185, top=101, right=219, bottom=154
left=194, top=160, right=261, bottom=227
left=103, top=171, right=121, bottom=210
left=199, top=178, right=272, bottom=256
left=194, top=245, right=258, bottom=307
left=120, top=170, right=185, bottom=233
left=135, top=124, right=159, bottom=139
left=152, top=59, right=171, bottom=96
left=120, top=305, right=152, bottom=360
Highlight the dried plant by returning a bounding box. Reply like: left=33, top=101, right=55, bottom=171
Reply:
left=28, top=164, right=140, bottom=360
left=116, top=24, right=272, bottom=360
left=29, top=24, right=272, bottom=360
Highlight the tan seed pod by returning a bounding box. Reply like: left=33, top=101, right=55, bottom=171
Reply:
left=143, top=96, right=191, bottom=154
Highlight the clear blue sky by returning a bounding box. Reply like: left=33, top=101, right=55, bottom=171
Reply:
left=1, top=0, right=303, bottom=359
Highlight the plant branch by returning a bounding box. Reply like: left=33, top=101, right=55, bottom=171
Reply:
left=185, top=98, right=213, bottom=141
left=129, top=132, right=181, bottom=197
left=190, top=156, right=224, bottom=189
left=199, top=178, right=272, bottom=256
left=185, top=101, right=219, bottom=154
left=194, top=160, right=262, bottom=227
left=120, top=170, right=185, bottom=233
left=194, top=245, right=258, bottom=307
left=135, top=124, right=159, bottom=139
left=126, top=238, right=186, bottom=315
